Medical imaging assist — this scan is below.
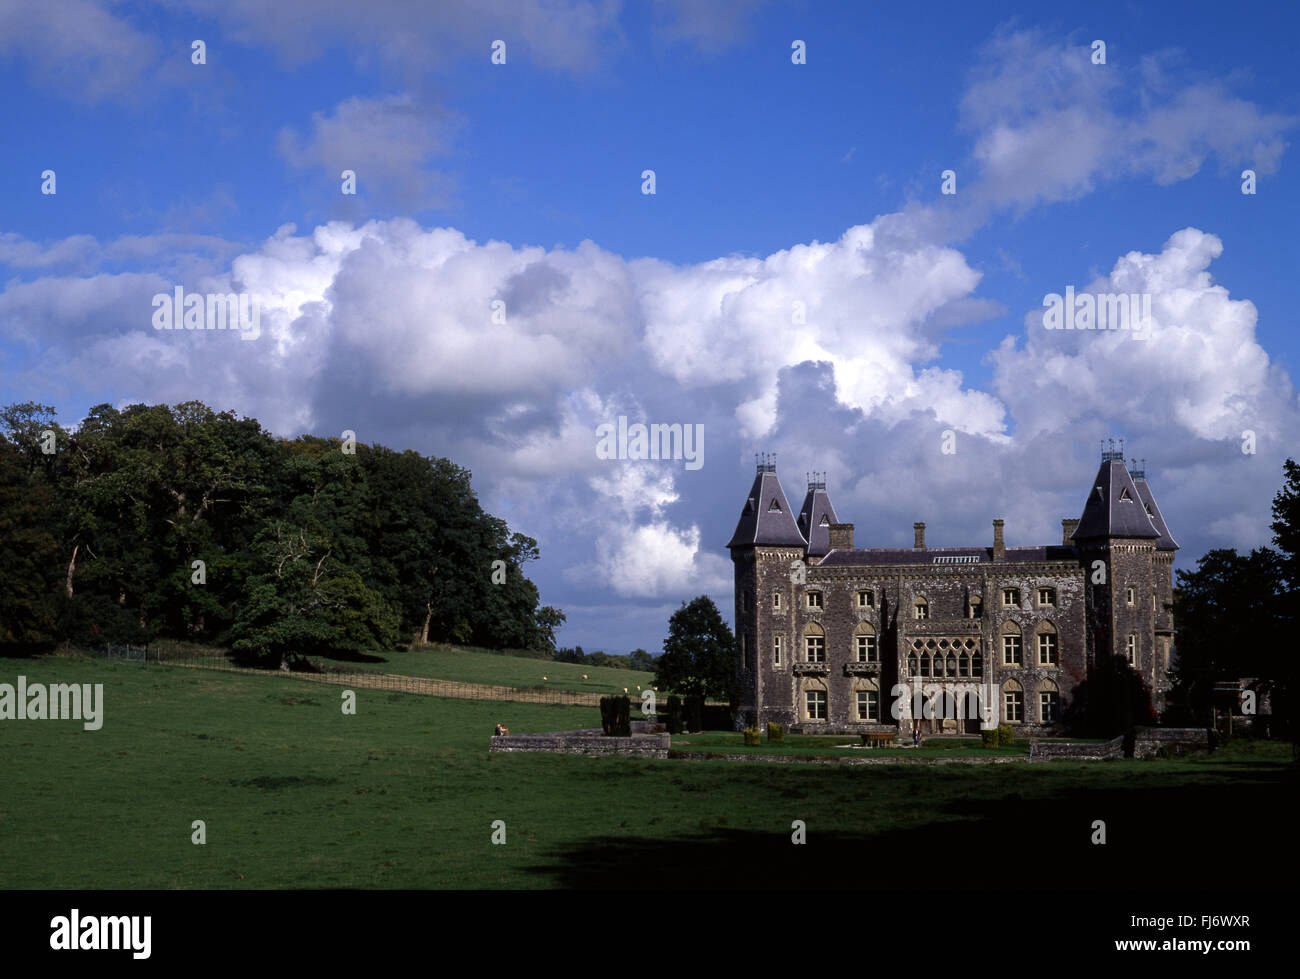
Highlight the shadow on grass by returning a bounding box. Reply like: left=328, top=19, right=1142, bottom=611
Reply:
left=523, top=765, right=1298, bottom=889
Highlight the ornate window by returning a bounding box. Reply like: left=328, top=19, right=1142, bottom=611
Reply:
left=1037, top=622, right=1058, bottom=666
left=1001, top=622, right=1022, bottom=666
left=804, top=622, right=826, bottom=663
left=1040, top=680, right=1059, bottom=723
left=1003, top=680, right=1024, bottom=723
left=907, top=653, right=918, bottom=676
left=854, top=622, right=878, bottom=662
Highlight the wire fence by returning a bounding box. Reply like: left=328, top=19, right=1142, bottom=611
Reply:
left=85, top=647, right=608, bottom=707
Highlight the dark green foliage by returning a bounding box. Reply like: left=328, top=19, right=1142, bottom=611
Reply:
left=666, top=695, right=683, bottom=734
left=742, top=727, right=760, bottom=746
left=0, top=400, right=559, bottom=659
left=654, top=595, right=736, bottom=709
left=766, top=722, right=784, bottom=743
left=599, top=695, right=631, bottom=737
left=997, top=724, right=1014, bottom=746
left=981, top=729, right=1000, bottom=748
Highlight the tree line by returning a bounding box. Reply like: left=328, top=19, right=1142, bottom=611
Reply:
left=1168, top=458, right=1300, bottom=738
left=0, top=401, right=563, bottom=666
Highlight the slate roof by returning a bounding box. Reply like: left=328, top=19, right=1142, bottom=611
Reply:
left=1072, top=459, right=1159, bottom=540
left=817, top=545, right=1078, bottom=567
left=1132, top=475, right=1179, bottom=551
left=797, top=486, right=839, bottom=558
left=727, top=469, right=808, bottom=549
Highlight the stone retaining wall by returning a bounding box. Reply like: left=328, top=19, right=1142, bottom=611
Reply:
left=490, top=728, right=670, bottom=758
left=1131, top=726, right=1211, bottom=759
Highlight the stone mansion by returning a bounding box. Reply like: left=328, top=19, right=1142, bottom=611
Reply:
left=727, top=449, right=1177, bottom=736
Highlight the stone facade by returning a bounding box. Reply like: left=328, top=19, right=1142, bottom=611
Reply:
left=728, top=451, right=1178, bottom=736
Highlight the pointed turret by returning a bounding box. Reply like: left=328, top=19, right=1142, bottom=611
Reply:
left=727, top=456, right=807, bottom=549
left=1071, top=446, right=1159, bottom=541
left=796, top=473, right=839, bottom=558
left=1129, top=461, right=1179, bottom=552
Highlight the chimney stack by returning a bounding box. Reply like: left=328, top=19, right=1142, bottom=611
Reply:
left=913, top=522, right=926, bottom=549
left=992, top=519, right=1005, bottom=562
left=1062, top=518, right=1080, bottom=545
left=828, top=523, right=854, bottom=551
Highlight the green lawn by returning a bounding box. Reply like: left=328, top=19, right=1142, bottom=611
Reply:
left=671, top=733, right=1032, bottom=758
left=268, top=643, right=653, bottom=696
left=1, top=654, right=1295, bottom=889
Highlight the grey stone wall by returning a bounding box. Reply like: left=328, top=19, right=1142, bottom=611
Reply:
left=489, top=729, right=670, bottom=758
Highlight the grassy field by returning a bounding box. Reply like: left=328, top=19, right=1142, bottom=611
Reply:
left=189, top=642, right=658, bottom=696
left=1, top=654, right=1295, bottom=889
left=672, top=733, right=1034, bottom=758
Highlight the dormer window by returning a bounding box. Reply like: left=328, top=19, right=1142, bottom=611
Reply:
left=768, top=498, right=782, bottom=512
left=819, top=514, right=830, bottom=526
left=1119, top=487, right=1133, bottom=502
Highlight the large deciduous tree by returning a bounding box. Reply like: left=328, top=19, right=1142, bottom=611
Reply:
left=654, top=596, right=736, bottom=725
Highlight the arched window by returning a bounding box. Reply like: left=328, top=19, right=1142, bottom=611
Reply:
left=914, top=597, right=929, bottom=621
left=1001, top=621, right=1022, bottom=666
left=804, top=621, right=826, bottom=663
left=972, top=647, right=983, bottom=676
left=919, top=653, right=931, bottom=677
left=946, top=653, right=956, bottom=677
left=907, top=653, right=918, bottom=676
left=958, top=652, right=970, bottom=677
left=1002, top=679, right=1024, bottom=723
left=1036, top=620, right=1058, bottom=666
left=854, top=621, right=878, bottom=663
left=1039, top=678, right=1059, bottom=723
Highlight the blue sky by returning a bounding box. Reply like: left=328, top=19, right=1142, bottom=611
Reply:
left=2, top=0, right=1299, bottom=653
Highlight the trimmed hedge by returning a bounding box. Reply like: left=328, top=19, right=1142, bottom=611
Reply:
left=767, top=722, right=785, bottom=743
left=743, top=727, right=761, bottom=746
left=997, top=724, right=1014, bottom=746
left=666, top=695, right=683, bottom=734
left=981, top=728, right=1000, bottom=748
left=599, top=695, right=631, bottom=737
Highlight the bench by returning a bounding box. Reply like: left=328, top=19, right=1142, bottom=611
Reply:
left=862, top=732, right=897, bottom=748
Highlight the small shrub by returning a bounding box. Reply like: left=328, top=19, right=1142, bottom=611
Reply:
left=666, top=695, right=683, bottom=734
left=997, top=724, right=1014, bottom=746
left=599, top=695, right=631, bottom=736
left=981, top=728, right=1000, bottom=748
left=743, top=727, right=761, bottom=746
left=767, top=722, right=785, bottom=743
